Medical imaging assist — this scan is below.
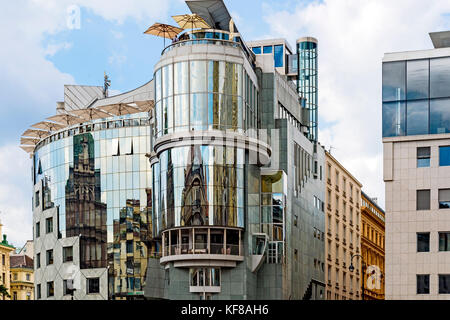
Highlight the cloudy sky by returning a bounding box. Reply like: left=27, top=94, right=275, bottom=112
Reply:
left=1, top=0, right=449, bottom=248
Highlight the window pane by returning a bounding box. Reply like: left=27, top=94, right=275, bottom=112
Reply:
left=406, top=100, right=428, bottom=135
left=190, top=61, right=206, bottom=93
left=417, top=190, right=430, bottom=210
left=417, top=275, right=429, bottom=294
left=430, top=98, right=450, bottom=134
left=439, top=275, right=450, bottom=294
left=174, top=94, right=189, bottom=131
left=382, top=61, right=406, bottom=102
left=382, top=101, right=406, bottom=137
left=263, top=46, right=273, bottom=54
left=274, top=45, right=284, bottom=68
left=407, top=59, right=429, bottom=100
left=252, top=47, right=261, bottom=54
left=190, top=93, right=207, bottom=130
left=174, top=61, right=189, bottom=94
left=439, top=189, right=450, bottom=209
left=430, top=57, right=450, bottom=98
left=439, top=146, right=450, bottom=166
left=439, top=232, right=450, bottom=251
left=417, top=233, right=430, bottom=252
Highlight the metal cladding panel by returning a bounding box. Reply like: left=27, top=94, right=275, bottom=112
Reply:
left=186, top=0, right=236, bottom=32
left=64, top=85, right=103, bottom=111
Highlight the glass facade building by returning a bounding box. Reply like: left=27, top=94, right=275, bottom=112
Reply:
left=382, top=56, right=450, bottom=137
left=26, top=0, right=326, bottom=301
left=297, top=38, right=318, bottom=142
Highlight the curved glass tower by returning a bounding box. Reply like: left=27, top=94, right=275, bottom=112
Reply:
left=297, top=37, right=318, bottom=142
left=150, top=28, right=271, bottom=286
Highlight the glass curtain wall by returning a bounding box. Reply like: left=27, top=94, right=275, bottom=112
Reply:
left=382, top=57, right=450, bottom=137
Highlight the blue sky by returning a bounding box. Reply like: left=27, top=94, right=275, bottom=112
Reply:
left=0, top=0, right=449, bottom=247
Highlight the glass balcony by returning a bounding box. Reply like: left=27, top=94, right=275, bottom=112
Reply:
left=161, top=29, right=255, bottom=62
left=161, top=226, right=243, bottom=259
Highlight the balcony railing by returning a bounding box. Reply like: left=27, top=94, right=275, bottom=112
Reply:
left=167, top=243, right=241, bottom=256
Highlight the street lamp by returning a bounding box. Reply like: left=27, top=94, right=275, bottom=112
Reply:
left=349, top=253, right=366, bottom=300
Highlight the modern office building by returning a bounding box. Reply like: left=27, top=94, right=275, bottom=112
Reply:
left=21, top=0, right=326, bottom=300
left=324, top=151, right=362, bottom=300
left=361, top=192, right=385, bottom=300
left=0, top=221, right=15, bottom=300
left=382, top=30, right=450, bottom=299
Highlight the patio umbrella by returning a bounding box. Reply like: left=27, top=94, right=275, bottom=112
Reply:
left=132, top=100, right=155, bottom=112
left=22, top=128, right=50, bottom=139
left=70, top=107, right=113, bottom=121
left=20, top=145, right=35, bottom=153
left=98, top=103, right=142, bottom=116
left=172, top=14, right=210, bottom=31
left=46, top=113, right=83, bottom=126
left=20, top=137, right=40, bottom=145
left=31, top=121, right=65, bottom=131
left=144, top=22, right=184, bottom=47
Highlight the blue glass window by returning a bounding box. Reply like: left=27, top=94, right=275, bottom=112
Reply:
left=382, top=61, right=406, bottom=102
left=263, top=46, right=272, bottom=54
left=430, top=98, right=450, bottom=134
left=439, top=146, right=450, bottom=166
left=406, top=100, right=428, bottom=135
left=274, top=45, right=284, bottom=68
left=382, top=101, right=406, bottom=137
left=407, top=59, right=429, bottom=100
left=430, top=57, right=450, bottom=98
left=252, top=47, right=261, bottom=54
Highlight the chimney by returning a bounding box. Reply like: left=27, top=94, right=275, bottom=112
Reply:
left=56, top=101, right=65, bottom=114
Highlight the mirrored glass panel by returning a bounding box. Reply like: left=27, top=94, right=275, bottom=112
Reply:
left=407, top=59, right=429, bottom=100
left=382, top=61, right=406, bottom=102
left=406, top=100, right=428, bottom=135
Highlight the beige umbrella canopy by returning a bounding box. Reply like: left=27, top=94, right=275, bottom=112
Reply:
left=20, top=137, right=40, bottom=145
left=70, top=107, right=113, bottom=121
left=31, top=121, right=65, bottom=131
left=144, top=22, right=184, bottom=47
left=22, top=128, right=50, bottom=139
left=46, top=113, right=83, bottom=126
left=172, top=13, right=210, bottom=30
left=99, top=103, right=142, bottom=116
left=131, top=100, right=155, bottom=112
left=20, top=145, right=35, bottom=153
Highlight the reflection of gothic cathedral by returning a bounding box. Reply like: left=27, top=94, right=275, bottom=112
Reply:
left=181, top=145, right=209, bottom=226
left=65, top=134, right=107, bottom=269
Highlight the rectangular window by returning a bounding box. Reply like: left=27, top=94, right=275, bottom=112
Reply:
left=1, top=254, right=4, bottom=266
left=430, top=98, right=450, bottom=134
left=252, top=47, right=261, bottom=54
left=46, top=217, right=53, bottom=234
left=417, top=147, right=430, bottom=168
left=406, top=100, right=429, bottom=135
left=417, top=233, right=430, bottom=252
left=263, top=45, right=272, bottom=54
left=417, top=190, right=430, bottom=210
left=382, top=61, right=406, bottom=102
left=417, top=274, right=429, bottom=294
left=382, top=101, right=406, bottom=137
left=36, top=253, right=40, bottom=269
left=407, top=59, right=429, bottom=100
left=63, top=246, right=73, bottom=262
left=35, top=191, right=40, bottom=207
left=37, top=284, right=41, bottom=299
left=63, top=280, right=69, bottom=296
left=46, top=249, right=53, bottom=265
left=87, top=278, right=100, bottom=294
left=430, top=57, right=450, bottom=98
left=274, top=45, right=284, bottom=68
left=440, top=146, right=450, bottom=166
left=439, top=189, right=450, bottom=209
left=47, top=281, right=54, bottom=297
left=35, top=222, right=40, bottom=238
left=439, top=232, right=450, bottom=251
left=439, top=274, right=450, bottom=294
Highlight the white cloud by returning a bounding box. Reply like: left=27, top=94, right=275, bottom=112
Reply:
left=0, top=0, right=175, bottom=248
left=262, top=0, right=450, bottom=208
left=108, top=52, right=127, bottom=65
left=0, top=144, right=32, bottom=248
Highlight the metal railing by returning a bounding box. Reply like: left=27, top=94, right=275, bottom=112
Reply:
left=164, top=243, right=241, bottom=257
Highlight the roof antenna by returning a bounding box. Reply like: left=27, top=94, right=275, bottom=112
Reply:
left=103, top=72, right=111, bottom=98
